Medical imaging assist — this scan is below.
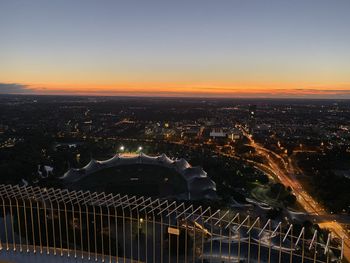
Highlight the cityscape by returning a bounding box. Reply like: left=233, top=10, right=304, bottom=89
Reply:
left=1, top=0, right=350, bottom=262
left=0, top=95, right=349, bottom=262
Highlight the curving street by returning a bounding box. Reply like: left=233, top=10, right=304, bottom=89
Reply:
left=236, top=125, right=350, bottom=262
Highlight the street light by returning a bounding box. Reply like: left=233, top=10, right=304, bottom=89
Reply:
left=120, top=146, right=125, bottom=151
left=138, top=146, right=143, bottom=151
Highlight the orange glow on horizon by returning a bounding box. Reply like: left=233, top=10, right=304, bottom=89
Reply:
left=21, top=81, right=350, bottom=97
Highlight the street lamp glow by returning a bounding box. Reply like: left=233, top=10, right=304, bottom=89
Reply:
left=138, top=146, right=143, bottom=151
left=120, top=146, right=125, bottom=151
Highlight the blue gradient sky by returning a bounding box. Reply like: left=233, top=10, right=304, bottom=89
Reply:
left=1, top=0, right=350, bottom=97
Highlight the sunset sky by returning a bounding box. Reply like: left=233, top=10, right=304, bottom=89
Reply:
left=1, top=0, right=350, bottom=98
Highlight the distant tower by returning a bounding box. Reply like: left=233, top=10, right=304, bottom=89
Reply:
left=248, top=105, right=257, bottom=132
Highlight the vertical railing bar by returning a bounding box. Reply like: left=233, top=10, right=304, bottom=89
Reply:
left=136, top=199, right=141, bottom=263
left=167, top=200, right=173, bottom=263
left=44, top=195, right=50, bottom=254
left=247, top=216, right=251, bottom=263
left=277, top=223, right=282, bottom=263
left=37, top=188, right=49, bottom=255
left=3, top=185, right=16, bottom=256
left=152, top=205, right=156, bottom=263
left=93, top=204, right=98, bottom=261
left=29, top=199, right=36, bottom=253
left=184, top=208, right=188, bottom=263
left=17, top=197, right=25, bottom=252
left=0, top=202, right=2, bottom=251
left=15, top=197, right=23, bottom=252
left=301, top=227, right=305, bottom=263
left=115, top=207, right=120, bottom=262
left=9, top=193, right=18, bottom=251
left=313, top=231, right=318, bottom=263
left=63, top=200, right=69, bottom=257
left=49, top=192, right=56, bottom=255
left=228, top=220, right=232, bottom=263
left=267, top=220, right=271, bottom=263
left=78, top=200, right=84, bottom=259
left=160, top=200, right=167, bottom=263
left=36, top=201, right=42, bottom=254
left=1, top=196, right=9, bottom=251
left=129, top=201, right=133, bottom=263
left=175, top=206, right=180, bottom=263
left=56, top=200, right=63, bottom=257
left=100, top=202, right=105, bottom=262
left=107, top=205, right=111, bottom=263
left=208, top=207, right=213, bottom=263
left=219, top=211, right=223, bottom=261
left=257, top=218, right=261, bottom=263
left=69, top=193, right=77, bottom=258
left=86, top=204, right=91, bottom=260
left=192, top=205, right=196, bottom=263
left=289, top=224, right=293, bottom=263
left=122, top=206, right=126, bottom=263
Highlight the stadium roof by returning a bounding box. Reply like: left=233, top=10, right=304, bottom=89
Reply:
left=61, top=153, right=217, bottom=200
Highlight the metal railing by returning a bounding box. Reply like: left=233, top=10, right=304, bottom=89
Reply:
left=0, top=184, right=344, bottom=262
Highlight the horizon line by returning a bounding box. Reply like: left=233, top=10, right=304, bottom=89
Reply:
left=1, top=93, right=350, bottom=101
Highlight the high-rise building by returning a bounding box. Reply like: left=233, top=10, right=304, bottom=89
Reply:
left=248, top=104, right=257, bottom=132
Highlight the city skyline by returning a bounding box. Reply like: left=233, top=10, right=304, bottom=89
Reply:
left=1, top=2, right=350, bottom=261
left=1, top=0, right=350, bottom=98
left=1, top=95, right=349, bottom=262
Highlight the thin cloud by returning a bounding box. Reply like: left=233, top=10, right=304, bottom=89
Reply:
left=0, top=83, right=34, bottom=94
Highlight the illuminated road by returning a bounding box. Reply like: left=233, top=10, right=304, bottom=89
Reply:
left=236, top=125, right=350, bottom=262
